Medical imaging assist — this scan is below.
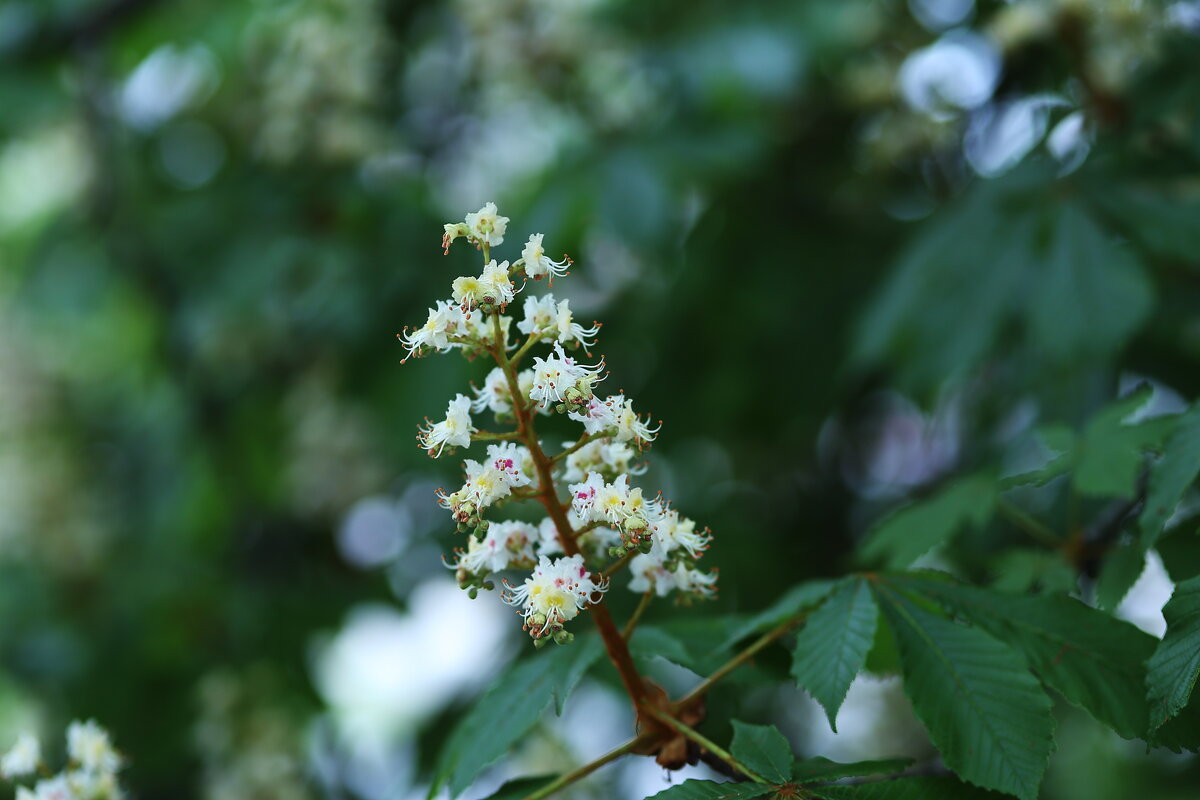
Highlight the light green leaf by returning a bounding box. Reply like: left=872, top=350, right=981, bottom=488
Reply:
left=814, top=776, right=1009, bottom=799
left=729, top=721, right=793, bottom=783
left=862, top=475, right=996, bottom=568
left=643, top=780, right=772, bottom=799
left=429, top=642, right=601, bottom=798
left=553, top=633, right=603, bottom=715
left=1028, top=203, right=1153, bottom=364
left=721, top=580, right=838, bottom=648
left=791, top=578, right=878, bottom=731
left=1000, top=425, right=1076, bottom=489
left=1147, top=575, right=1200, bottom=731
left=1141, top=406, right=1200, bottom=548
left=791, top=756, right=912, bottom=783
left=873, top=584, right=1054, bottom=800
left=898, top=575, right=1156, bottom=738
left=478, top=775, right=558, bottom=800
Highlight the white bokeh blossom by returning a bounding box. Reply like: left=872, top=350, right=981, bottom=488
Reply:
left=0, top=733, right=40, bottom=779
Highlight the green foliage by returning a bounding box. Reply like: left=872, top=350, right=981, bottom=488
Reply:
left=861, top=475, right=996, bottom=568
left=790, top=757, right=913, bottom=782
left=479, top=775, right=559, bottom=800
left=1147, top=575, right=1200, bottom=732
left=813, top=776, right=1010, bottom=799
left=428, top=641, right=602, bottom=799
left=721, top=580, right=838, bottom=647
left=729, top=721, right=793, bottom=783
left=872, top=583, right=1055, bottom=800
left=790, top=577, right=878, bottom=730
left=643, top=782, right=772, bottom=799
left=897, top=575, right=1156, bottom=738
left=1141, top=406, right=1200, bottom=547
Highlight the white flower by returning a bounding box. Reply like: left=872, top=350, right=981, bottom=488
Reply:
left=472, top=367, right=514, bottom=414
left=628, top=554, right=717, bottom=599
left=528, top=343, right=605, bottom=410
left=521, top=233, right=571, bottom=284
left=651, top=510, right=711, bottom=558
left=465, top=202, right=509, bottom=247
left=1, top=732, right=40, bottom=778
left=66, top=768, right=123, bottom=799
left=467, top=309, right=512, bottom=349
left=398, top=300, right=465, bottom=360
left=517, top=294, right=558, bottom=338
left=453, top=260, right=516, bottom=311
left=569, top=472, right=607, bottom=522
left=554, top=299, right=600, bottom=349
left=503, top=555, right=607, bottom=634
left=562, top=439, right=640, bottom=483
left=26, top=776, right=72, bottom=800
left=442, top=222, right=469, bottom=254
left=485, top=442, right=533, bottom=490
left=67, top=719, right=121, bottom=775
left=607, top=394, right=661, bottom=445
left=418, top=394, right=477, bottom=457
left=567, top=395, right=618, bottom=435
left=453, top=520, right=537, bottom=575
left=459, top=459, right=509, bottom=508
left=518, top=368, right=551, bottom=416
left=536, top=514, right=619, bottom=559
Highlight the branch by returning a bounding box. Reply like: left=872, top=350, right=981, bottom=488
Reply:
left=644, top=707, right=767, bottom=784
left=520, top=733, right=654, bottom=800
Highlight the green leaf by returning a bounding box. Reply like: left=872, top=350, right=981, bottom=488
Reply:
left=1147, top=575, right=1200, bottom=731
left=989, top=548, right=1077, bottom=595
left=1074, top=387, right=1174, bottom=499
left=791, top=756, right=913, bottom=783
left=791, top=577, right=879, bottom=731
left=1000, top=425, right=1076, bottom=489
left=553, top=633, right=604, bottom=715
left=729, top=721, right=793, bottom=783
left=429, top=642, right=601, bottom=798
left=478, top=775, right=558, bottom=800
left=1158, top=527, right=1200, bottom=583
left=721, top=580, right=838, bottom=648
left=1096, top=541, right=1147, bottom=611
left=1027, top=203, right=1153, bottom=364
left=1141, top=406, right=1200, bottom=548
left=873, top=583, right=1054, bottom=800
left=813, top=776, right=1009, bottom=799
left=861, top=474, right=996, bottom=568
left=1150, top=692, right=1200, bottom=752
left=897, top=575, right=1156, bottom=738
left=643, top=780, right=772, bottom=799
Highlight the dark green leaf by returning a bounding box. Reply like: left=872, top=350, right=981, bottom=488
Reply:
left=791, top=578, right=879, bottom=731
left=1028, top=203, right=1153, bottom=364
left=643, top=780, right=772, bottom=799
left=1140, top=406, right=1200, bottom=548
left=1158, top=527, right=1200, bottom=583
left=861, top=475, right=996, bottom=568
left=429, top=643, right=601, bottom=798
left=553, top=633, right=604, bottom=715
left=1000, top=425, right=1076, bottom=489
left=721, top=580, right=838, bottom=648
left=478, top=775, right=558, bottom=800
left=1096, top=541, right=1147, bottom=611
left=792, top=756, right=913, bottom=783
left=990, top=548, right=1077, bottom=595
left=730, top=721, right=793, bottom=783
left=1147, top=575, right=1200, bottom=731
left=814, top=776, right=1010, bottom=799
left=873, top=583, right=1054, bottom=800
left=897, top=575, right=1155, bottom=738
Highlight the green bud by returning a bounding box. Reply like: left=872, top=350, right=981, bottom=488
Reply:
left=533, top=636, right=550, bottom=649
left=531, top=613, right=548, bottom=629
left=477, top=520, right=490, bottom=534
left=638, top=540, right=654, bottom=554
left=553, top=629, right=574, bottom=645
left=468, top=587, right=479, bottom=600
left=482, top=580, right=495, bottom=591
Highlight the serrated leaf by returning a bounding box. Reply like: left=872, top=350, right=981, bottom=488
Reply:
left=429, top=642, right=600, bottom=798
left=1074, top=387, right=1174, bottom=499
left=1150, top=692, right=1200, bottom=752
left=643, top=780, right=773, bottom=799
left=1141, top=406, right=1200, bottom=548
left=721, top=580, right=838, bottom=648
left=1147, top=575, right=1200, bottom=731
left=729, top=721, right=793, bottom=783
left=861, top=475, right=996, bottom=568
left=813, top=776, right=1009, bottom=799
left=478, top=775, right=558, bottom=800
left=873, top=583, right=1054, bottom=800
left=792, top=756, right=912, bottom=783
left=897, top=575, right=1156, bottom=738
left=1096, top=541, right=1147, bottom=611
left=791, top=578, right=878, bottom=731
left=1027, top=203, right=1153, bottom=364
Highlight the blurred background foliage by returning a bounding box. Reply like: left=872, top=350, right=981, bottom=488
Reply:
left=1, top=0, right=1199, bottom=797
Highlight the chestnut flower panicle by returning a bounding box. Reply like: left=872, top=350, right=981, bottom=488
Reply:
left=401, top=203, right=717, bottom=643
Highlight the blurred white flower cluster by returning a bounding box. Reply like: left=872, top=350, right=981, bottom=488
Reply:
left=0, top=721, right=124, bottom=800
left=399, top=203, right=716, bottom=645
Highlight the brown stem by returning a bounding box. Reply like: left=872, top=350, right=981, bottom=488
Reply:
left=489, top=313, right=651, bottom=718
